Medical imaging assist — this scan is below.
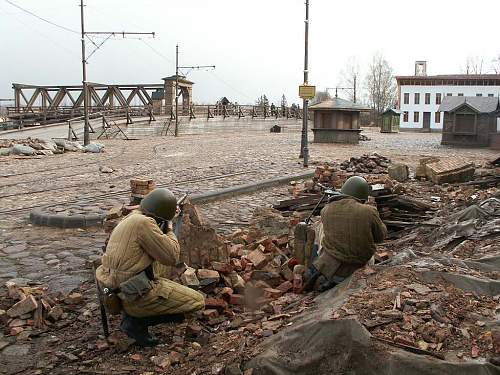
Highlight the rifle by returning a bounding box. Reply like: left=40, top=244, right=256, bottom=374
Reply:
left=294, top=184, right=339, bottom=267
left=93, top=263, right=110, bottom=338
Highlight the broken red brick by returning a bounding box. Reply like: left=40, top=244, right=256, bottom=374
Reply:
left=263, top=288, right=283, bottom=299
left=211, top=261, right=232, bottom=274
left=65, top=292, right=84, bottom=305
left=253, top=280, right=272, bottom=289
left=217, top=287, right=234, bottom=302
left=277, top=281, right=293, bottom=293
left=205, top=297, right=228, bottom=310
left=202, top=309, right=219, bottom=319
left=245, top=248, right=268, bottom=269
left=10, top=327, right=23, bottom=336
left=230, top=294, right=245, bottom=306
left=229, top=258, right=242, bottom=271
left=197, top=269, right=220, bottom=281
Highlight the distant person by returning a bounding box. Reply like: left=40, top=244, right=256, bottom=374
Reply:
left=304, top=176, right=387, bottom=291
left=96, top=189, right=204, bottom=346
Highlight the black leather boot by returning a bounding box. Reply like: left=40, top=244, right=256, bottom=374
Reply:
left=141, top=313, right=185, bottom=327
left=120, top=312, right=159, bottom=347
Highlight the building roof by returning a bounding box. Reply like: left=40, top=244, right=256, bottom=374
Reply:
left=162, top=75, right=194, bottom=85
left=438, top=96, right=499, bottom=113
left=396, top=74, right=500, bottom=86
left=309, top=98, right=370, bottom=112
left=382, top=108, right=401, bottom=115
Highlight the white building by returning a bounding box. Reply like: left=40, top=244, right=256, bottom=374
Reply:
left=396, top=61, right=500, bottom=131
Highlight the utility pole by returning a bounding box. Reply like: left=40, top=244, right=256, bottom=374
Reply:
left=300, top=0, right=310, bottom=167
left=174, top=44, right=215, bottom=137
left=80, top=0, right=89, bottom=146
left=79, top=0, right=155, bottom=145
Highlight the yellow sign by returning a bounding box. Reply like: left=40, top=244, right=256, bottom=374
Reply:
left=299, top=84, right=316, bottom=99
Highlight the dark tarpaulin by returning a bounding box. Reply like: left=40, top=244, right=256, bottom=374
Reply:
left=246, top=268, right=500, bottom=375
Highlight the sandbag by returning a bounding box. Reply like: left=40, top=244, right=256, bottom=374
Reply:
left=84, top=143, right=105, bottom=153
left=12, top=144, right=36, bottom=156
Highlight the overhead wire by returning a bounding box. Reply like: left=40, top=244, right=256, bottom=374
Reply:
left=4, top=0, right=80, bottom=34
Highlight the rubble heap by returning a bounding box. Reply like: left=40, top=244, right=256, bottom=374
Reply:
left=339, top=153, right=390, bottom=174
left=1, top=280, right=85, bottom=345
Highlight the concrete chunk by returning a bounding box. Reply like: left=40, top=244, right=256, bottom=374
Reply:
left=388, top=163, right=409, bottom=182
left=7, top=295, right=38, bottom=318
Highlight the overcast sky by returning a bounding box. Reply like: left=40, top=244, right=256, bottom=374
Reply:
left=1, top=0, right=499, bottom=105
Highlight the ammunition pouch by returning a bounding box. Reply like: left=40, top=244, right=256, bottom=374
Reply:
left=118, top=271, right=153, bottom=302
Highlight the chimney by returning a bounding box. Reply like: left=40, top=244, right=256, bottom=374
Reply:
left=415, top=61, right=427, bottom=76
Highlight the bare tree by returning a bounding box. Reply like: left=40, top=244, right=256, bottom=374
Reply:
left=464, top=56, right=484, bottom=74
left=311, top=90, right=331, bottom=105
left=340, top=56, right=360, bottom=103
left=492, top=54, right=500, bottom=74
left=365, top=52, right=396, bottom=116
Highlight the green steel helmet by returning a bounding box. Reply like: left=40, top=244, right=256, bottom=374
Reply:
left=340, top=176, right=370, bottom=201
left=140, top=188, right=177, bottom=221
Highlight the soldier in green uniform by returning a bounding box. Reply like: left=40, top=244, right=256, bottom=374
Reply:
left=304, top=176, right=387, bottom=291
left=96, top=188, right=205, bottom=346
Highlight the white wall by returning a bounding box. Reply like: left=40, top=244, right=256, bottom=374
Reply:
left=399, top=85, right=500, bottom=130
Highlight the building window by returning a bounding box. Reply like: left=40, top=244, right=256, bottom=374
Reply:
left=435, top=112, right=441, bottom=123
left=403, top=111, right=408, bottom=122
left=476, top=93, right=482, bottom=97
left=403, top=93, right=409, bottom=104
left=458, top=93, right=464, bottom=96
left=414, top=93, right=420, bottom=104
left=425, top=93, right=430, bottom=104
left=436, top=93, right=442, bottom=104
left=447, top=93, right=452, bottom=96
left=488, top=94, right=494, bottom=97
left=414, top=112, right=420, bottom=122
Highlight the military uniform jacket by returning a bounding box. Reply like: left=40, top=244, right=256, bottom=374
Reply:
left=96, top=211, right=180, bottom=289
left=314, top=198, right=387, bottom=278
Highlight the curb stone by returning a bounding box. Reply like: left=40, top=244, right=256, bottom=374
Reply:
left=29, top=170, right=314, bottom=229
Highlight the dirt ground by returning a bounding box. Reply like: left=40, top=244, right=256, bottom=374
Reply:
left=0, top=125, right=498, bottom=374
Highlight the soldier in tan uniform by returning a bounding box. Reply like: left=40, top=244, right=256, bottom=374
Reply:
left=304, top=176, right=387, bottom=291
left=96, top=188, right=205, bottom=346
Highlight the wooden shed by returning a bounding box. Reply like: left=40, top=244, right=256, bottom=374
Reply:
left=309, top=98, right=370, bottom=144
left=438, top=96, right=499, bottom=147
left=380, top=109, right=400, bottom=133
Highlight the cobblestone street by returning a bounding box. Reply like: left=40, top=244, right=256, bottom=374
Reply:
left=0, top=124, right=498, bottom=374
left=0, top=125, right=498, bottom=291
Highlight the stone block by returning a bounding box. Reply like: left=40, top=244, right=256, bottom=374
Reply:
left=7, top=295, right=38, bottom=318
left=197, top=269, right=220, bottom=281
left=388, top=163, right=409, bottom=182
left=181, top=267, right=200, bottom=288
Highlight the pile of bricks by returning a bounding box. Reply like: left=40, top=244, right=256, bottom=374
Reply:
left=174, top=220, right=302, bottom=325
left=339, top=153, right=390, bottom=174
left=130, top=178, right=155, bottom=205
left=2, top=281, right=83, bottom=340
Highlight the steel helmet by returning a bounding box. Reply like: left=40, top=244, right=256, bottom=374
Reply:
left=140, top=188, right=177, bottom=221
left=340, top=176, right=370, bottom=201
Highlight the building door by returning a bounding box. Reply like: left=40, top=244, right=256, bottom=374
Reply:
left=423, top=112, right=431, bottom=131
